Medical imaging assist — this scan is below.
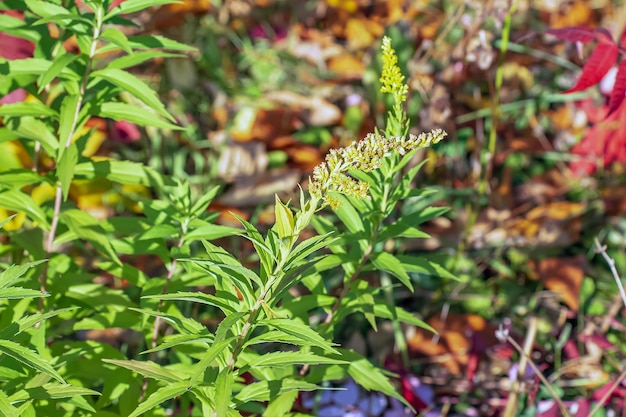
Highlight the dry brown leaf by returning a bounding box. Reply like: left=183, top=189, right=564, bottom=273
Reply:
left=284, top=144, right=325, bottom=172
left=265, top=91, right=342, bottom=126
left=217, top=141, right=268, bottom=182
left=550, top=1, right=595, bottom=29
left=327, top=53, right=365, bottom=79
left=408, top=313, right=497, bottom=376
left=537, top=256, right=586, bottom=311
left=231, top=107, right=301, bottom=142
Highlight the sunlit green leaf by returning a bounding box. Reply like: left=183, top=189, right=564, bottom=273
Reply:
left=98, top=102, right=181, bottom=130
left=0, top=189, right=50, bottom=230
left=0, top=102, right=58, bottom=118
left=91, top=68, right=174, bottom=121
left=0, top=340, right=64, bottom=383
left=104, top=0, right=179, bottom=20
left=127, top=381, right=189, bottom=417
left=369, top=252, right=413, bottom=291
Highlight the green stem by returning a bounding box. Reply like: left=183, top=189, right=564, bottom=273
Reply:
left=225, top=195, right=320, bottom=375
left=39, top=5, right=104, bottom=312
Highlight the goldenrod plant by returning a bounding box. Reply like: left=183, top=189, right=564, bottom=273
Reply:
left=0, top=0, right=451, bottom=411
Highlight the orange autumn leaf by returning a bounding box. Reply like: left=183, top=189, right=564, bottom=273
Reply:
left=538, top=256, right=586, bottom=311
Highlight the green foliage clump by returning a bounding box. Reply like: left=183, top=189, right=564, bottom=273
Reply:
left=0, top=0, right=450, bottom=413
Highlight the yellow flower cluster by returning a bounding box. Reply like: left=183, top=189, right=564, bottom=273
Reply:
left=379, top=36, right=408, bottom=103
left=310, top=129, right=447, bottom=208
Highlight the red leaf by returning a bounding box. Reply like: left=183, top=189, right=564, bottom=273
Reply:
left=565, top=37, right=619, bottom=93
left=546, top=26, right=603, bottom=43
left=570, top=100, right=626, bottom=175
left=607, top=60, right=626, bottom=115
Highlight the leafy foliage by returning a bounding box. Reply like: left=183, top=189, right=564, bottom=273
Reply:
left=0, top=1, right=452, bottom=416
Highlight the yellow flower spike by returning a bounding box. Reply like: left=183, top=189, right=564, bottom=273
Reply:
left=379, top=36, right=408, bottom=103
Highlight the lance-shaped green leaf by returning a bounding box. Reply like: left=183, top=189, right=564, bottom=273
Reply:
left=0, top=189, right=50, bottom=230
left=127, top=381, right=190, bottom=417
left=215, top=368, right=233, bottom=416
left=0, top=260, right=46, bottom=289
left=129, top=308, right=206, bottom=335
left=396, top=254, right=458, bottom=280
left=59, top=209, right=121, bottom=265
left=104, top=0, right=179, bottom=20
left=4, top=116, right=58, bottom=156
left=98, top=102, right=181, bottom=130
left=144, top=291, right=236, bottom=315
left=274, top=195, right=294, bottom=240
left=0, top=102, right=58, bottom=118
left=100, top=27, right=133, bottom=55
left=38, top=53, right=79, bottom=92
left=340, top=349, right=413, bottom=412
left=257, top=319, right=339, bottom=353
left=187, top=337, right=235, bottom=388
left=0, top=287, right=47, bottom=300
left=91, top=68, right=174, bottom=121
left=373, top=304, right=435, bottom=333
left=103, top=359, right=185, bottom=383
left=107, top=50, right=182, bottom=70
left=369, top=252, right=413, bottom=291
left=0, top=340, right=64, bottom=383
left=73, top=160, right=175, bottom=186
left=25, top=0, right=70, bottom=19
left=0, top=169, right=48, bottom=187
left=235, top=379, right=323, bottom=403
left=8, top=383, right=100, bottom=401
left=97, top=35, right=196, bottom=53
left=0, top=390, right=18, bottom=417
left=56, top=141, right=78, bottom=201
left=0, top=58, right=78, bottom=79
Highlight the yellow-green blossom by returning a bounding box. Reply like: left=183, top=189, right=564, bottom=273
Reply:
left=379, top=36, right=409, bottom=103
left=310, top=129, right=447, bottom=209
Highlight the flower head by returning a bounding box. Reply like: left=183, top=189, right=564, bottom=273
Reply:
left=310, top=129, right=447, bottom=209
left=379, top=36, right=408, bottom=103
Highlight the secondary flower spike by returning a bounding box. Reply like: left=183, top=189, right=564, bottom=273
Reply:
left=309, top=129, right=447, bottom=209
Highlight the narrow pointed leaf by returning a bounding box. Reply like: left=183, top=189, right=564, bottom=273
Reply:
left=214, top=368, right=232, bottom=416
left=0, top=189, right=50, bottom=230
left=340, top=349, right=413, bottom=411
left=100, top=27, right=133, bottom=55
left=0, top=340, right=64, bottom=383
left=259, top=319, right=338, bottom=353
left=607, top=59, right=626, bottom=116
left=91, top=68, right=173, bottom=121
left=565, top=37, right=618, bottom=93
left=98, top=102, right=181, bottom=130
left=38, top=53, right=79, bottom=92
left=105, top=0, right=179, bottom=20
left=0, top=102, right=58, bottom=118
left=0, top=287, right=47, bottom=300
left=56, top=142, right=78, bottom=201
left=143, top=291, right=235, bottom=315
left=103, top=359, right=184, bottom=383
left=128, top=381, right=189, bottom=417
left=188, top=338, right=235, bottom=387
left=370, top=252, right=413, bottom=291
left=236, top=379, right=323, bottom=403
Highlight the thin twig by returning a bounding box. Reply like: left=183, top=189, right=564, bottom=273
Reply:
left=588, top=368, right=626, bottom=417
left=503, top=316, right=538, bottom=417
left=502, top=320, right=571, bottom=417
left=594, top=238, right=626, bottom=309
